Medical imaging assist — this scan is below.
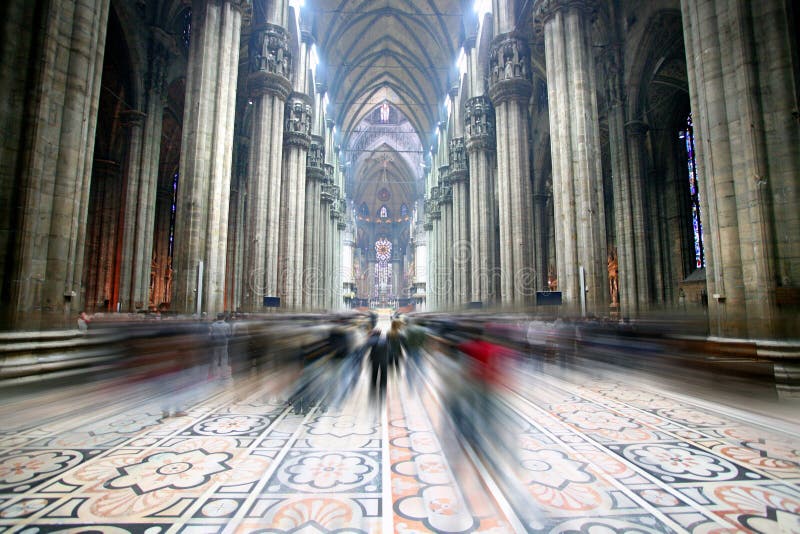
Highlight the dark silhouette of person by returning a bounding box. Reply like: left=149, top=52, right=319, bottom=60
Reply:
left=366, top=330, right=389, bottom=404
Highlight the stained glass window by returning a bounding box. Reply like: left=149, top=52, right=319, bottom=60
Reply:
left=379, top=205, right=388, bottom=218
left=400, top=203, right=409, bottom=218
left=168, top=171, right=179, bottom=259
left=374, top=237, right=392, bottom=297
left=679, top=114, right=704, bottom=269
left=181, top=9, right=192, bottom=50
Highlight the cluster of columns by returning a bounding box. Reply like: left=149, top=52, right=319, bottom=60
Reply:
left=679, top=0, right=798, bottom=337
left=2, top=0, right=112, bottom=327
left=234, top=9, right=346, bottom=313
left=538, top=1, right=608, bottom=313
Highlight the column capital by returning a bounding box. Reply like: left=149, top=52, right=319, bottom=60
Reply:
left=625, top=120, right=649, bottom=137
left=284, top=94, right=313, bottom=148
left=448, top=85, right=460, bottom=100
left=249, top=23, right=292, bottom=96
left=448, top=137, right=468, bottom=182
left=228, top=0, right=253, bottom=23
left=307, top=136, right=326, bottom=180
left=120, top=110, right=146, bottom=128
left=464, top=96, right=496, bottom=151
left=533, top=0, right=597, bottom=25
left=488, top=32, right=532, bottom=105
left=463, top=34, right=477, bottom=52
left=300, top=29, right=315, bottom=45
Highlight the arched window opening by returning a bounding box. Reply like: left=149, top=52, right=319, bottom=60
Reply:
left=379, top=205, right=389, bottom=218
left=679, top=114, right=704, bottom=269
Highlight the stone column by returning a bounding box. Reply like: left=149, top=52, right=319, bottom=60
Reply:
left=172, top=0, right=244, bottom=315
left=305, top=136, right=325, bottom=308
left=280, top=94, right=312, bottom=309
left=465, top=96, right=498, bottom=304
left=242, top=22, right=292, bottom=312
left=626, top=120, right=652, bottom=310
left=119, top=35, right=171, bottom=312
left=226, top=135, right=248, bottom=313
left=681, top=0, right=795, bottom=337
left=9, top=0, right=110, bottom=327
left=440, top=181, right=453, bottom=307
left=333, top=200, right=345, bottom=309
left=488, top=33, right=535, bottom=306
left=118, top=110, right=146, bottom=312
left=85, top=159, right=120, bottom=312
left=602, top=46, right=637, bottom=316
left=539, top=0, right=608, bottom=313
left=428, top=189, right=441, bottom=309
left=449, top=136, right=470, bottom=305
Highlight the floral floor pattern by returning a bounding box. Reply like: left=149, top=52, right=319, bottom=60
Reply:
left=0, top=356, right=798, bottom=533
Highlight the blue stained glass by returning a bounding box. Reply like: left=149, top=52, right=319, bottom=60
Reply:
left=681, top=115, right=704, bottom=269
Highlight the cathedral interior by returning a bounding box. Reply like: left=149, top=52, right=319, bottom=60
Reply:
left=1, top=0, right=799, bottom=531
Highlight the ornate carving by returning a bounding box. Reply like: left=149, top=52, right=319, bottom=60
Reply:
left=321, top=183, right=338, bottom=204
left=464, top=96, right=496, bottom=151
left=488, top=33, right=532, bottom=104
left=439, top=185, right=453, bottom=204
left=448, top=137, right=468, bottom=182
left=324, top=163, right=334, bottom=183
left=307, top=136, right=325, bottom=180
left=248, top=23, right=292, bottom=99
left=120, top=110, right=146, bottom=129
left=428, top=188, right=441, bottom=220
left=534, top=0, right=596, bottom=28
left=283, top=95, right=312, bottom=148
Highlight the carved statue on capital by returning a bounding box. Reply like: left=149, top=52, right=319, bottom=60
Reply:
left=465, top=96, right=495, bottom=150
left=448, top=137, right=468, bottom=179
left=283, top=96, right=312, bottom=148
left=488, top=33, right=531, bottom=104
left=248, top=24, right=293, bottom=99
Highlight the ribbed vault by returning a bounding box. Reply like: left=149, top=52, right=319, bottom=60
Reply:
left=315, top=0, right=465, bottom=142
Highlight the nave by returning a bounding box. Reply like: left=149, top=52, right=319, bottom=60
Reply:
left=1, top=324, right=799, bottom=533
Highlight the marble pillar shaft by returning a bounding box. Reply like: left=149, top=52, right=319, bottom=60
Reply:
left=280, top=145, right=307, bottom=309
left=452, top=179, right=470, bottom=303
left=626, top=123, right=651, bottom=309
left=118, top=114, right=144, bottom=311
left=607, top=103, right=637, bottom=315
left=543, top=6, right=607, bottom=312
left=468, top=148, right=496, bottom=303
left=173, top=0, right=242, bottom=314
left=303, top=177, right=318, bottom=308
left=119, top=74, right=166, bottom=312
left=13, top=0, right=110, bottom=323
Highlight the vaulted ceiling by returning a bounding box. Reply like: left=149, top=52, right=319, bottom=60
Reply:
left=314, top=0, right=467, bottom=217
left=315, top=0, right=465, bottom=144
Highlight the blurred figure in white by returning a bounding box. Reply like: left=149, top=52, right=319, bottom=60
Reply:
left=209, top=313, right=232, bottom=379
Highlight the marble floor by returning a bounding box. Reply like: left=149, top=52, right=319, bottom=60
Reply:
left=0, top=348, right=799, bottom=533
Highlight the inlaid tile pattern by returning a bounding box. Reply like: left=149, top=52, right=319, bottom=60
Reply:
left=0, top=357, right=798, bottom=533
